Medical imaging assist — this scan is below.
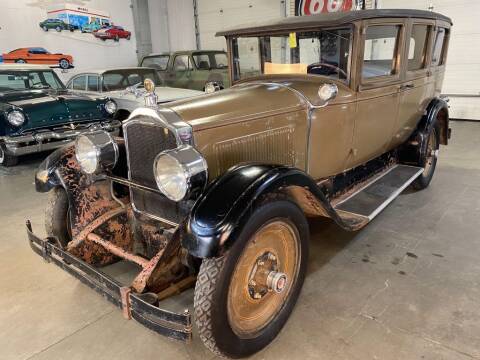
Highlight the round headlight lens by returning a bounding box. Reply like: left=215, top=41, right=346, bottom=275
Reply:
left=7, top=110, right=25, bottom=127
left=318, top=83, right=338, bottom=102
left=75, top=135, right=99, bottom=174
left=104, top=100, right=117, bottom=114
left=154, top=153, right=188, bottom=202
left=204, top=82, right=219, bottom=94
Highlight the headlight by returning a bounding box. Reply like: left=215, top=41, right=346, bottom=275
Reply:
left=104, top=100, right=117, bottom=114
left=7, top=110, right=25, bottom=127
left=318, top=83, right=338, bottom=103
left=153, top=145, right=207, bottom=202
left=204, top=82, right=221, bottom=94
left=75, top=131, right=118, bottom=174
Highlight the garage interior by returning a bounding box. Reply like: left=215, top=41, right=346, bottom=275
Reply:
left=1, top=1, right=480, bottom=359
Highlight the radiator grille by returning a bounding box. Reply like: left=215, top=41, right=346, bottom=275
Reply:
left=125, top=121, right=177, bottom=188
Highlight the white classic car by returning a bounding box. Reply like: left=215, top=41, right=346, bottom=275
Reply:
left=66, top=67, right=203, bottom=120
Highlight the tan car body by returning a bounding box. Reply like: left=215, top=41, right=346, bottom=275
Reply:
left=167, top=11, right=451, bottom=181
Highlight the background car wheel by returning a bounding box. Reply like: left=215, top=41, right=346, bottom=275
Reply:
left=15, top=59, right=26, bottom=64
left=55, top=26, right=61, bottom=32
left=126, top=34, right=131, bottom=40
left=59, top=59, right=70, bottom=69
left=101, top=38, right=106, bottom=41
left=42, top=26, right=48, bottom=31
left=413, top=124, right=440, bottom=190
left=0, top=145, right=18, bottom=167
left=194, top=199, right=309, bottom=358
left=45, top=187, right=71, bottom=248
left=114, top=35, right=119, bottom=42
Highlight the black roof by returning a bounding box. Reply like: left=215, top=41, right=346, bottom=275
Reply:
left=216, top=9, right=452, bottom=37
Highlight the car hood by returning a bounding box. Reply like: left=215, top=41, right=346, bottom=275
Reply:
left=107, top=86, right=203, bottom=103
left=0, top=89, right=107, bottom=133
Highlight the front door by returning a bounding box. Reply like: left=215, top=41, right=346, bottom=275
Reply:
left=349, top=21, right=405, bottom=169
left=170, top=55, right=193, bottom=89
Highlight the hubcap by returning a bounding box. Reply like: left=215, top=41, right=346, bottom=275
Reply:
left=0, top=147, right=4, bottom=164
left=227, top=220, right=300, bottom=338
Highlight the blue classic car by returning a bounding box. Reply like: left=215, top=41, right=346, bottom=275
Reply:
left=0, top=64, right=120, bottom=166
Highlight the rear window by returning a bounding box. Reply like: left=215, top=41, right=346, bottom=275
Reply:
left=432, top=28, right=449, bottom=66
left=408, top=25, right=431, bottom=71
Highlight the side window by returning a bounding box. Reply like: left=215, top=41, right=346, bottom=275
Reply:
left=432, top=28, right=448, bottom=66
left=87, top=75, right=99, bottom=91
left=363, top=25, right=401, bottom=79
left=173, top=55, right=191, bottom=71
left=408, top=25, right=430, bottom=71
left=72, top=76, right=86, bottom=91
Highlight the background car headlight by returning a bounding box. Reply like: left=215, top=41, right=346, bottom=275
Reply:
left=75, top=131, right=118, bottom=174
left=104, top=100, right=117, bottom=114
left=204, top=82, right=221, bottom=94
left=7, top=110, right=25, bottom=127
left=154, top=145, right=207, bottom=202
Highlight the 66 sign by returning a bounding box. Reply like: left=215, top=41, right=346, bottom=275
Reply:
left=295, top=0, right=354, bottom=16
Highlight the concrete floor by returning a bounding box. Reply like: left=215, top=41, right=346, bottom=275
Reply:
left=1, top=121, right=480, bottom=360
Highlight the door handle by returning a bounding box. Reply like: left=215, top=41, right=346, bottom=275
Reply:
left=400, top=84, right=414, bottom=91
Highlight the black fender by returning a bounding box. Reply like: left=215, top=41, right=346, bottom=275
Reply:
left=34, top=146, right=74, bottom=193
left=182, top=164, right=358, bottom=259
left=400, top=97, right=450, bottom=165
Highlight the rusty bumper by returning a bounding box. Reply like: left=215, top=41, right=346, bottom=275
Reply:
left=26, top=221, right=192, bottom=342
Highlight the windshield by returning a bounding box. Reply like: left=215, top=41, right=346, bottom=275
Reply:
left=102, top=69, right=162, bottom=91
left=0, top=70, right=65, bottom=92
left=231, top=28, right=352, bottom=82
left=141, top=55, right=170, bottom=71
left=192, top=52, right=228, bottom=70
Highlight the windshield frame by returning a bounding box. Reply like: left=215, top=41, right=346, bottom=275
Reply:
left=228, top=25, right=354, bottom=86
left=101, top=69, right=162, bottom=92
left=0, top=69, right=66, bottom=92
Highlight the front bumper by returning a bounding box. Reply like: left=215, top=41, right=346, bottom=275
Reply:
left=26, top=221, right=192, bottom=342
left=1, top=120, right=121, bottom=157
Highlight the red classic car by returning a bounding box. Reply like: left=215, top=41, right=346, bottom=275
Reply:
left=2, top=48, right=73, bottom=69
left=93, top=26, right=131, bottom=41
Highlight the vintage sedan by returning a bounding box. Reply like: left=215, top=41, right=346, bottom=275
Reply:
left=39, top=18, right=76, bottom=32
left=27, top=9, right=452, bottom=358
left=140, top=50, right=230, bottom=91
left=0, top=64, right=119, bottom=166
left=2, top=48, right=74, bottom=70
left=93, top=26, right=131, bottom=41
left=66, top=68, right=203, bottom=120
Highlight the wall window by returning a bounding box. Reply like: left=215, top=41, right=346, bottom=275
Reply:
left=87, top=76, right=99, bottom=91
left=432, top=28, right=448, bottom=66
left=363, top=25, right=401, bottom=79
left=72, top=76, right=86, bottom=91
left=173, top=56, right=192, bottom=71
left=408, top=25, right=430, bottom=71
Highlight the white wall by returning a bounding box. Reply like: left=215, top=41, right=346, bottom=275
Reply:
left=378, top=0, right=480, bottom=120
left=0, top=0, right=138, bottom=82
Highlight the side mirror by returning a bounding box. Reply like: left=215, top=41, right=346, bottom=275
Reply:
left=318, top=83, right=338, bottom=104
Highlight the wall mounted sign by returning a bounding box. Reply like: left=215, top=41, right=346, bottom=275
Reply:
left=295, top=0, right=354, bottom=16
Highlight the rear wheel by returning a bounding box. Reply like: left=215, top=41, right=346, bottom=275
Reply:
left=55, top=26, right=61, bottom=32
left=0, top=145, right=18, bottom=167
left=45, top=187, right=71, bottom=248
left=59, top=59, right=70, bottom=69
left=42, top=26, right=48, bottom=31
left=413, top=125, right=440, bottom=190
left=15, top=59, right=26, bottom=64
left=194, top=200, right=309, bottom=358
left=114, top=35, right=119, bottom=42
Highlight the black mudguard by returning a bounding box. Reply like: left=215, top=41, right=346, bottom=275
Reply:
left=182, top=164, right=354, bottom=259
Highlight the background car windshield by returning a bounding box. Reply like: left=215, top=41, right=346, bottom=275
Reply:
left=193, top=52, right=228, bottom=70
left=232, top=28, right=351, bottom=82
left=102, top=69, right=162, bottom=91
left=141, top=55, right=170, bottom=71
left=0, top=70, right=65, bottom=91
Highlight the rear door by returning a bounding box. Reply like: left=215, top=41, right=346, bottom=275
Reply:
left=392, top=19, right=436, bottom=148
left=350, top=20, right=405, bottom=168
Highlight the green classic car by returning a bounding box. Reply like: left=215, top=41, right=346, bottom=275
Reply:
left=0, top=64, right=120, bottom=166
left=140, top=50, right=230, bottom=91
left=39, top=18, right=77, bottom=32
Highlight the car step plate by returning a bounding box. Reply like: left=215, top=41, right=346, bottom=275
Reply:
left=334, top=165, right=424, bottom=220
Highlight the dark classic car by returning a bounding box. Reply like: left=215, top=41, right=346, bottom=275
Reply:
left=140, top=50, right=230, bottom=91
left=39, top=18, right=77, bottom=32
left=0, top=64, right=120, bottom=166
left=27, top=9, right=452, bottom=358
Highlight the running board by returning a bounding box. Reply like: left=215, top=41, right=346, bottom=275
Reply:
left=334, top=165, right=424, bottom=221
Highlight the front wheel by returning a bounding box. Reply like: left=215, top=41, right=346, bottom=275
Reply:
left=194, top=200, right=309, bottom=358
left=59, top=59, right=70, bottom=69
left=413, top=125, right=440, bottom=190
left=55, top=26, right=61, bottom=32
left=45, top=187, right=71, bottom=248
left=0, top=145, right=18, bottom=167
